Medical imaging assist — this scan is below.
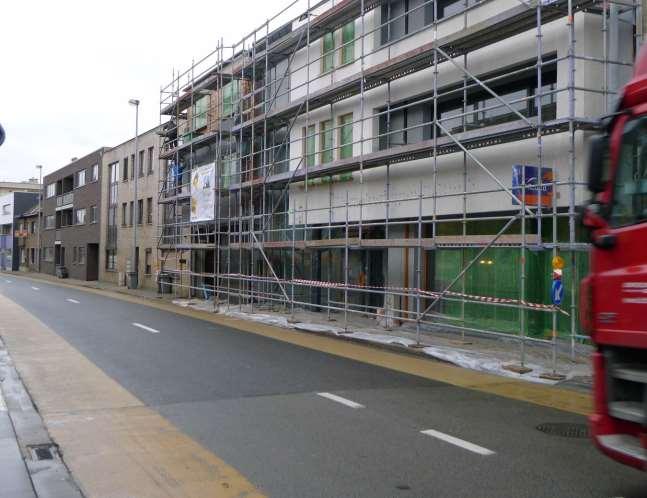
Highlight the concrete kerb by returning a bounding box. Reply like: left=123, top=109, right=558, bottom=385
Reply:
left=0, top=335, right=83, bottom=498
left=1, top=271, right=592, bottom=416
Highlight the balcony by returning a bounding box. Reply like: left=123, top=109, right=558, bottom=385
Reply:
left=56, top=192, right=74, bottom=210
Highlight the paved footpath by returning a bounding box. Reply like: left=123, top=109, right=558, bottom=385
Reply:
left=0, top=273, right=645, bottom=497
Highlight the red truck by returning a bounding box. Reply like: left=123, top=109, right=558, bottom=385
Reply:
left=581, top=44, right=647, bottom=470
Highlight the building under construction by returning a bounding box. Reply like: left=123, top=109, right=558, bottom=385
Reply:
left=158, top=0, right=640, bottom=357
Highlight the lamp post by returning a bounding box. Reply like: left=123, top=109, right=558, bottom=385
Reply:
left=36, top=165, right=42, bottom=272
left=128, top=99, right=140, bottom=289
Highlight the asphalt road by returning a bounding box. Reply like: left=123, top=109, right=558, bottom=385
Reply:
left=0, top=276, right=645, bottom=498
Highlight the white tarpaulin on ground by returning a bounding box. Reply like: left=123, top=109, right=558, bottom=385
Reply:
left=190, top=163, right=215, bottom=222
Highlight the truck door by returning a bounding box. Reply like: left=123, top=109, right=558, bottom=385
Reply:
left=595, top=115, right=647, bottom=345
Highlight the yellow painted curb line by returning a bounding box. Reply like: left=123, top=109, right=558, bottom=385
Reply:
left=3, top=273, right=592, bottom=416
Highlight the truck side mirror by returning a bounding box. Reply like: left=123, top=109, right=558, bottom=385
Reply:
left=588, top=134, right=609, bottom=193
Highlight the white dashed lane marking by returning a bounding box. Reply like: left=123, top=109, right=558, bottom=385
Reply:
left=66, top=299, right=80, bottom=304
left=421, top=429, right=495, bottom=456
left=132, top=322, right=160, bottom=334
left=316, top=392, right=364, bottom=409
left=31, top=286, right=39, bottom=291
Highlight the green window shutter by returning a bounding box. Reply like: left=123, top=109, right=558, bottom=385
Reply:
left=322, top=32, right=334, bottom=73
left=305, top=125, right=316, bottom=167
left=320, top=120, right=333, bottom=164
left=339, top=114, right=353, bottom=159
left=341, top=22, right=355, bottom=65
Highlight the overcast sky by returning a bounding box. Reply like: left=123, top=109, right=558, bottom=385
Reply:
left=0, top=0, right=286, bottom=182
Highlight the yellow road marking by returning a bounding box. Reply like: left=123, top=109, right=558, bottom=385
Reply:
left=0, top=293, right=264, bottom=498
left=4, top=274, right=592, bottom=416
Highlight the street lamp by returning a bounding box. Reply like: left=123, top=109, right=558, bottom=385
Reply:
left=36, top=165, right=42, bottom=272
left=128, top=98, right=140, bottom=289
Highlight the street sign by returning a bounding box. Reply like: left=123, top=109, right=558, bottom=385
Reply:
left=551, top=279, right=564, bottom=306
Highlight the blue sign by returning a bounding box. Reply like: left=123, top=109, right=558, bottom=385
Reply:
left=551, top=279, right=564, bottom=306
left=512, top=165, right=554, bottom=207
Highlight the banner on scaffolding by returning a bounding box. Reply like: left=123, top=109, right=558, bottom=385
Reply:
left=190, top=162, right=216, bottom=222
left=512, top=165, right=554, bottom=208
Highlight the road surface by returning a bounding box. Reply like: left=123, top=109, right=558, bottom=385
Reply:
left=0, top=276, right=645, bottom=498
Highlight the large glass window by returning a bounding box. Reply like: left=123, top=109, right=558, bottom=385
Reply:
left=341, top=22, right=355, bottom=65
left=45, top=215, right=55, bottom=229
left=76, top=169, right=86, bottom=188
left=91, top=164, right=98, bottom=182
left=222, top=80, right=241, bottom=117
left=303, top=124, right=316, bottom=167
left=322, top=32, right=335, bottom=73
left=193, top=95, right=209, bottom=130
left=320, top=120, right=333, bottom=164
left=75, top=208, right=86, bottom=225
left=338, top=114, right=353, bottom=159
left=46, top=183, right=56, bottom=198
left=610, top=117, right=647, bottom=227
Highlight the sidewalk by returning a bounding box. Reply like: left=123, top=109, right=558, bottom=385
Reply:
left=5, top=270, right=592, bottom=389
left=0, top=361, right=36, bottom=498
left=0, top=336, right=83, bottom=498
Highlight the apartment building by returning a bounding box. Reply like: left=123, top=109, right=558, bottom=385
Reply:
left=0, top=192, right=39, bottom=271
left=159, top=0, right=639, bottom=341
left=15, top=204, right=40, bottom=272
left=41, top=149, right=106, bottom=280
left=99, top=127, right=161, bottom=290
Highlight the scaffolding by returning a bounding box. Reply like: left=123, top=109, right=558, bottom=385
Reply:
left=158, top=0, right=641, bottom=371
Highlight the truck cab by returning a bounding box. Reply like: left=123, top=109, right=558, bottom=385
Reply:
left=582, top=44, right=647, bottom=470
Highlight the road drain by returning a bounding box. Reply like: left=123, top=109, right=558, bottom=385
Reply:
left=536, top=422, right=589, bottom=438
left=28, top=444, right=58, bottom=461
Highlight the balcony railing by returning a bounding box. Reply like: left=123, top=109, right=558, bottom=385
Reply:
left=56, top=192, right=73, bottom=208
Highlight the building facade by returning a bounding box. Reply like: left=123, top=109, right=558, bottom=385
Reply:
left=15, top=204, right=40, bottom=272
left=41, top=149, right=106, bottom=280
left=0, top=192, right=39, bottom=271
left=99, top=127, right=161, bottom=290
left=158, top=0, right=639, bottom=341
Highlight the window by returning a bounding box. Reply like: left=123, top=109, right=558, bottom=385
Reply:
left=193, top=95, right=209, bottom=130
left=78, top=246, right=86, bottom=265
left=75, top=208, right=86, bottom=225
left=44, top=247, right=54, bottom=262
left=137, top=199, right=143, bottom=225
left=130, top=155, right=135, bottom=179
left=320, top=120, right=333, bottom=164
left=122, top=157, right=129, bottom=181
left=139, top=150, right=145, bottom=177
left=76, top=169, right=86, bottom=188
left=46, top=183, right=56, bottom=198
left=129, top=201, right=134, bottom=226
left=303, top=124, right=316, bottom=167
left=381, top=0, right=435, bottom=45
left=91, top=164, right=99, bottom=182
left=338, top=113, right=353, bottom=159
left=222, top=80, right=241, bottom=117
left=30, top=248, right=35, bottom=264
left=147, top=147, right=154, bottom=175
left=109, top=162, right=119, bottom=205
left=610, top=116, right=647, bottom=227
left=30, top=221, right=35, bottom=234
left=106, top=249, right=116, bottom=270
left=341, top=22, right=354, bottom=65
left=145, top=248, right=152, bottom=275
left=322, top=32, right=335, bottom=73
left=90, top=205, right=97, bottom=223
left=121, top=203, right=127, bottom=226
left=146, top=197, right=153, bottom=224
left=45, top=215, right=55, bottom=229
